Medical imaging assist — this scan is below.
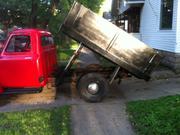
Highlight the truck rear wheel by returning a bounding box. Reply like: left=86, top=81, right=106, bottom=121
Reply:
left=77, top=73, right=109, bottom=102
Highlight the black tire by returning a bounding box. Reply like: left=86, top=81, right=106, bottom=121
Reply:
left=77, top=73, right=109, bottom=102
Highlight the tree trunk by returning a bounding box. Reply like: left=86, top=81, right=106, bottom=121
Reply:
left=29, top=0, right=38, bottom=27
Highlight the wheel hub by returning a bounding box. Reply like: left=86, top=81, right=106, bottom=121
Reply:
left=87, top=83, right=99, bottom=94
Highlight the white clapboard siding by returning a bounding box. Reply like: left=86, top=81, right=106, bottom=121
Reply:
left=140, top=0, right=178, bottom=53
left=176, top=0, right=180, bottom=52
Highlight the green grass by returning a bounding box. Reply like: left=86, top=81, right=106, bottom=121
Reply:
left=127, top=95, right=180, bottom=135
left=0, top=106, right=71, bottom=135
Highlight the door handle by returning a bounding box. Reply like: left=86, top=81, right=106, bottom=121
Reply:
left=24, top=57, right=32, bottom=60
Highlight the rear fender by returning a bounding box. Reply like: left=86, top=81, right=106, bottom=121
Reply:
left=0, top=85, right=4, bottom=93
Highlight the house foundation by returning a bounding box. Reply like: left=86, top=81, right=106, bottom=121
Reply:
left=158, top=50, right=180, bottom=73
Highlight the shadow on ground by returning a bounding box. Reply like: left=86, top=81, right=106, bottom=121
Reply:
left=0, top=95, right=12, bottom=106
left=0, top=86, right=56, bottom=107
left=56, top=80, right=126, bottom=104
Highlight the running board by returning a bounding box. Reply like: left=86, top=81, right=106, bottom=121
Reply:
left=2, top=88, right=42, bottom=95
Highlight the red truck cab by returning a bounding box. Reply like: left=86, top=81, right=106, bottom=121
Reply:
left=0, top=29, right=57, bottom=94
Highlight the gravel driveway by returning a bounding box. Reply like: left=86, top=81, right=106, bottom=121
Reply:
left=0, top=76, right=180, bottom=135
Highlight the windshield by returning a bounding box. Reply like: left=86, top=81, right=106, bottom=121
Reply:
left=0, top=41, right=4, bottom=52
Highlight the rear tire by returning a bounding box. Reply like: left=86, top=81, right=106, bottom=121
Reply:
left=77, top=73, right=109, bottom=102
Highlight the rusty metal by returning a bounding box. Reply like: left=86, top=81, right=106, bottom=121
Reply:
left=109, top=66, right=121, bottom=84
left=64, top=43, right=83, bottom=72
left=60, top=2, right=161, bottom=81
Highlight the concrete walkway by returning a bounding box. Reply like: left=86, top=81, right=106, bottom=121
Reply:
left=0, top=77, right=180, bottom=135
left=71, top=102, right=135, bottom=135
left=70, top=77, right=180, bottom=135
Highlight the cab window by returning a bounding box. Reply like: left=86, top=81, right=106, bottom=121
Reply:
left=6, top=35, right=31, bottom=52
left=41, top=36, right=54, bottom=46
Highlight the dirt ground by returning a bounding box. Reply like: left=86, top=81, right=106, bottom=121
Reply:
left=0, top=76, right=180, bottom=135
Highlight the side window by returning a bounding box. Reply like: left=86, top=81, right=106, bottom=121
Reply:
left=6, top=35, right=31, bottom=52
left=41, top=36, right=54, bottom=46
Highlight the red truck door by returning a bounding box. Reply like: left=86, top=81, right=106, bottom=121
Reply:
left=40, top=34, right=57, bottom=81
left=0, top=34, right=38, bottom=88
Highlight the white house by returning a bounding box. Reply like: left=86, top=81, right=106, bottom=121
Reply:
left=112, top=0, right=180, bottom=72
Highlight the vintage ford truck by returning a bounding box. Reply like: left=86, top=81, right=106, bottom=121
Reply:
left=0, top=29, right=57, bottom=94
left=0, top=2, right=161, bottom=102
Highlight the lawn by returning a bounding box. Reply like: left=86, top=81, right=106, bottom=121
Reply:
left=0, top=106, right=71, bottom=135
left=127, top=95, right=180, bottom=135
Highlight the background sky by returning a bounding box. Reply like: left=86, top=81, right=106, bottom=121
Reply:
left=101, top=0, right=113, bottom=12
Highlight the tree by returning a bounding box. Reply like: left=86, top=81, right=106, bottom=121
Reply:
left=0, top=0, right=104, bottom=44
left=48, top=0, right=104, bottom=45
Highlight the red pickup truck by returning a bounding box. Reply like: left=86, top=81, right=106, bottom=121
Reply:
left=0, top=29, right=57, bottom=94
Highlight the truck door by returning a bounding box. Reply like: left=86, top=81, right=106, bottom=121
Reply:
left=0, top=35, right=37, bottom=87
left=40, top=35, right=57, bottom=81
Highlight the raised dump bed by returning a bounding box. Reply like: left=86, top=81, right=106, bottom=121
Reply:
left=60, top=2, right=162, bottom=102
left=60, top=2, right=161, bottom=81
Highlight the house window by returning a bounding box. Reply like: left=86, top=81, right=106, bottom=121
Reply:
left=160, top=0, right=174, bottom=29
